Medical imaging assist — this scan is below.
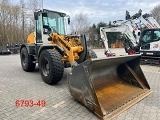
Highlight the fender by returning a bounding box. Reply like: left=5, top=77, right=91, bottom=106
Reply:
left=38, top=44, right=65, bottom=58
left=20, top=44, right=35, bottom=55
left=20, top=44, right=65, bottom=57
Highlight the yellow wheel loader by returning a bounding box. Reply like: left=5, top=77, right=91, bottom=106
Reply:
left=20, top=9, right=151, bottom=119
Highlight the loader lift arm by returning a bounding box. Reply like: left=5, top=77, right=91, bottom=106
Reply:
left=48, top=32, right=87, bottom=66
left=42, top=9, right=88, bottom=66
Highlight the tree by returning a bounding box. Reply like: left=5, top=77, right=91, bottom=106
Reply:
left=96, top=22, right=107, bottom=37
left=20, top=0, right=25, bottom=42
left=108, top=21, right=112, bottom=27
left=88, top=24, right=97, bottom=47
left=0, top=0, right=22, bottom=48
left=151, top=4, right=160, bottom=24
left=0, top=0, right=40, bottom=48
left=27, top=0, right=41, bottom=23
left=96, top=22, right=107, bottom=31
left=106, top=32, right=122, bottom=47
left=20, top=0, right=40, bottom=41
left=70, top=13, right=90, bottom=34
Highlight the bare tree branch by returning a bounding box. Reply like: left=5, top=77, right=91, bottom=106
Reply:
left=151, top=4, right=160, bottom=24
left=70, top=13, right=90, bottom=34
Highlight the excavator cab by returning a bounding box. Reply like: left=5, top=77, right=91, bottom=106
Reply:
left=32, top=9, right=67, bottom=45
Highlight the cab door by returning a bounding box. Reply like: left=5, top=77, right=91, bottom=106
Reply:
left=35, top=12, right=43, bottom=43
left=150, top=29, right=160, bottom=51
left=140, top=29, right=153, bottom=51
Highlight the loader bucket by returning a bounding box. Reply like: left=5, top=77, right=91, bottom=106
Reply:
left=68, top=55, right=151, bottom=120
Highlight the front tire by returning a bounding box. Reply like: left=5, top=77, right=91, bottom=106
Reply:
left=39, top=49, right=64, bottom=85
left=20, top=47, right=36, bottom=72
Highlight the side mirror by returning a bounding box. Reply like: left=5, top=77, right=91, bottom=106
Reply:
left=34, top=12, right=38, bottom=20
left=68, top=17, right=70, bottom=25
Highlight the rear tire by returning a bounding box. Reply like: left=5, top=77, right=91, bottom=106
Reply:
left=20, top=47, right=36, bottom=72
left=39, top=49, right=64, bottom=85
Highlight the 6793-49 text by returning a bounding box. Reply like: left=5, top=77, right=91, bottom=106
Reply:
left=15, top=100, right=46, bottom=107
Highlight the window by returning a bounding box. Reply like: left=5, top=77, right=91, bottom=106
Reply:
left=142, top=31, right=151, bottom=43
left=153, top=30, right=160, bottom=42
left=43, top=12, right=65, bottom=35
left=36, top=15, right=42, bottom=43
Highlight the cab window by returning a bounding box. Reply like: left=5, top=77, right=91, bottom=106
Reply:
left=153, top=30, right=160, bottom=42
left=142, top=31, right=152, bottom=43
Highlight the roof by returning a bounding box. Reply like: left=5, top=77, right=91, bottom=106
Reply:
left=43, top=9, right=66, bottom=17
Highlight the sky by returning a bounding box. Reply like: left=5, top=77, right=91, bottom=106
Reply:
left=41, top=0, right=160, bottom=25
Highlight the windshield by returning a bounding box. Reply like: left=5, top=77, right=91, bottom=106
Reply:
left=153, top=30, right=160, bottom=41
left=142, top=31, right=151, bottom=43
left=43, top=12, right=65, bottom=34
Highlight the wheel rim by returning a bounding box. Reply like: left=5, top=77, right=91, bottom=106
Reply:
left=21, top=53, right=26, bottom=67
left=41, top=58, right=50, bottom=76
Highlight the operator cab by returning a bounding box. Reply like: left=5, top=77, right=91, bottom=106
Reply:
left=139, top=28, right=160, bottom=56
left=34, top=9, right=67, bottom=44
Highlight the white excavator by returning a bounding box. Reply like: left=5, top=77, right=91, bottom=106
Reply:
left=130, top=9, right=160, bottom=64
left=100, top=18, right=141, bottom=56
left=100, top=9, right=160, bottom=64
